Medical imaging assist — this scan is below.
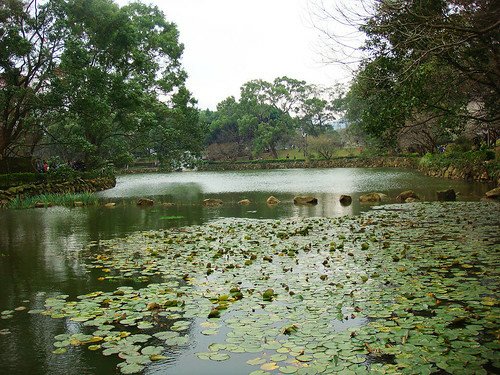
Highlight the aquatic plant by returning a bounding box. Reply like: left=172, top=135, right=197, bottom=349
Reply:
left=23, top=202, right=499, bottom=374
left=7, top=192, right=99, bottom=209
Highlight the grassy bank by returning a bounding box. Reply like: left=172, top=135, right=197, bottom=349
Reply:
left=7, top=192, right=99, bottom=209
left=0, top=167, right=115, bottom=190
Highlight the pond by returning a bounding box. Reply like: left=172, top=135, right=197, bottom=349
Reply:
left=0, top=168, right=497, bottom=375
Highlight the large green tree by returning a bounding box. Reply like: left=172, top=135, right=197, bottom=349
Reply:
left=322, top=0, right=499, bottom=151
left=1, top=0, right=202, bottom=168
left=239, top=79, right=298, bottom=158
left=0, top=0, right=64, bottom=158
left=204, top=77, right=339, bottom=160
left=45, top=0, right=197, bottom=167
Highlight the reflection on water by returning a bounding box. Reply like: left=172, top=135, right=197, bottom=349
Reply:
left=100, top=168, right=493, bottom=202
left=0, top=168, right=494, bottom=374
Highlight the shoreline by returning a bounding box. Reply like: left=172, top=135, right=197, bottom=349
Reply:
left=198, top=156, right=498, bottom=184
left=0, top=176, right=116, bottom=207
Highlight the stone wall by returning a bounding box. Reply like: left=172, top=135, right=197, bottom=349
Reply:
left=199, top=157, right=419, bottom=171
left=419, top=162, right=497, bottom=184
left=0, top=176, right=116, bottom=206
left=199, top=156, right=498, bottom=184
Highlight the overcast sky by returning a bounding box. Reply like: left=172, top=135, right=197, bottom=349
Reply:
left=118, top=0, right=356, bottom=109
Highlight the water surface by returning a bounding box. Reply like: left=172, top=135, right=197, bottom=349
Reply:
left=0, top=168, right=494, bottom=374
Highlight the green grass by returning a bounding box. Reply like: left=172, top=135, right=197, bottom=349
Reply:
left=7, top=192, right=99, bottom=209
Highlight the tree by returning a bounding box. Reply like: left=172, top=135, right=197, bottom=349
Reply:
left=147, top=87, right=202, bottom=167
left=0, top=0, right=65, bottom=158
left=203, top=77, right=340, bottom=160
left=315, top=0, right=500, bottom=150
left=308, top=131, right=343, bottom=159
left=240, top=80, right=297, bottom=158
left=1, top=0, right=202, bottom=168
left=44, top=0, right=196, bottom=168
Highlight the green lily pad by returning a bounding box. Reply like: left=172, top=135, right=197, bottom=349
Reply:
left=119, top=363, right=144, bottom=374
left=209, top=353, right=230, bottom=361
left=280, top=366, right=298, bottom=374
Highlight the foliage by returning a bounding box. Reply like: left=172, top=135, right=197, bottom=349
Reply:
left=29, top=202, right=500, bottom=374
left=0, top=172, right=45, bottom=189
left=204, top=77, right=339, bottom=160
left=307, top=131, right=343, bottom=160
left=201, top=157, right=306, bottom=166
left=0, top=0, right=202, bottom=169
left=0, top=0, right=63, bottom=158
left=205, top=142, right=242, bottom=161
left=334, top=0, right=499, bottom=152
left=7, top=192, right=98, bottom=209
left=0, top=168, right=114, bottom=190
left=419, top=149, right=497, bottom=171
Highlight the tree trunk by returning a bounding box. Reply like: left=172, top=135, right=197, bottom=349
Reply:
left=270, top=144, right=278, bottom=159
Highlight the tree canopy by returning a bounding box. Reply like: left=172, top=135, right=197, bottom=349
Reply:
left=204, top=76, right=338, bottom=160
left=317, top=0, right=499, bottom=152
left=0, top=0, right=202, bottom=168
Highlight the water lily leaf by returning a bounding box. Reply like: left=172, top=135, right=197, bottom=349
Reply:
left=482, top=297, right=497, bottom=306
left=153, top=331, right=179, bottom=340
left=141, top=346, right=163, bottom=356
left=150, top=354, right=168, bottom=361
left=201, top=329, right=218, bottom=335
left=261, top=362, right=279, bottom=371
left=164, top=335, right=189, bottom=346
left=247, top=357, right=266, bottom=366
left=119, top=363, right=144, bottom=374
left=28, top=309, right=44, bottom=314
left=196, top=352, right=211, bottom=360
left=280, top=366, right=298, bottom=374
left=53, top=340, right=70, bottom=348
left=209, top=353, right=230, bottom=361
left=137, top=321, right=154, bottom=330
left=296, top=355, right=313, bottom=362
left=270, top=354, right=288, bottom=362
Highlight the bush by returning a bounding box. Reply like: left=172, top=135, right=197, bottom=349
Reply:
left=0, top=167, right=115, bottom=190
left=49, top=164, right=77, bottom=181
left=0, top=173, right=46, bottom=189
left=419, top=149, right=497, bottom=170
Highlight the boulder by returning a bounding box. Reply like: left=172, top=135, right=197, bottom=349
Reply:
left=396, top=190, right=419, bottom=202
left=405, top=197, right=419, bottom=203
left=137, top=198, right=154, bottom=206
left=359, top=193, right=385, bottom=203
left=293, top=196, right=318, bottom=205
left=266, top=196, right=280, bottom=205
left=104, top=202, right=116, bottom=208
left=203, top=198, right=223, bottom=207
left=238, top=199, right=251, bottom=205
left=339, top=195, right=352, bottom=206
left=436, top=189, right=456, bottom=201
left=485, top=187, right=500, bottom=199
left=74, top=201, right=84, bottom=207
left=34, top=202, right=45, bottom=208
left=162, top=202, right=175, bottom=207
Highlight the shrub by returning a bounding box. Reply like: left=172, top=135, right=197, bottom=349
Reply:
left=0, top=173, right=46, bottom=189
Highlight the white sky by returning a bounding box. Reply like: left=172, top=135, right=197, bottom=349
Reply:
left=118, top=0, right=356, bottom=109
